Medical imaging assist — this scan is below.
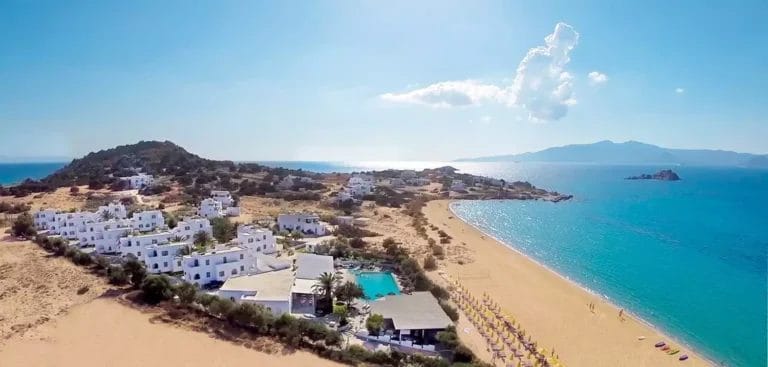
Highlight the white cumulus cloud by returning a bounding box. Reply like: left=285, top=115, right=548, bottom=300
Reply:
left=379, top=22, right=583, bottom=122
left=588, top=71, right=608, bottom=85
left=379, top=80, right=505, bottom=108
left=675, top=87, right=685, bottom=94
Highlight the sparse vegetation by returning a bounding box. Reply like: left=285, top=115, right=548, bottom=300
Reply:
left=11, top=212, right=36, bottom=238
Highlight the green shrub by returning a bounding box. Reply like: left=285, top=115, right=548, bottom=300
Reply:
left=439, top=300, right=460, bottom=322
left=64, top=247, right=78, bottom=259
left=107, top=265, right=129, bottom=285
left=430, top=285, right=450, bottom=300
left=365, top=313, right=384, bottom=335
left=11, top=212, right=36, bottom=238
left=73, top=251, right=93, bottom=266
left=174, top=282, right=198, bottom=305
left=423, top=255, right=437, bottom=271
left=140, top=275, right=174, bottom=304
left=208, top=297, right=235, bottom=317
left=452, top=344, right=475, bottom=363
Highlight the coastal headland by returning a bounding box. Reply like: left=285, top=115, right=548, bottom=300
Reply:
left=422, top=200, right=711, bottom=367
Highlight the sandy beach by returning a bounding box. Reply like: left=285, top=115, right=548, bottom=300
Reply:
left=423, top=200, right=711, bottom=367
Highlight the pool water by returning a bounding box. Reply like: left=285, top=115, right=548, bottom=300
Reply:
left=354, top=271, right=400, bottom=300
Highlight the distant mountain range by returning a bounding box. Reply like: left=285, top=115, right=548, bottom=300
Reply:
left=455, top=141, right=768, bottom=168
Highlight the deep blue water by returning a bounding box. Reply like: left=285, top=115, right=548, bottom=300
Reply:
left=3, top=160, right=766, bottom=365
left=0, top=163, right=65, bottom=185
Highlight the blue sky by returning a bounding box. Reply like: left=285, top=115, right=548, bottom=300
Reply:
left=1, top=1, right=766, bottom=161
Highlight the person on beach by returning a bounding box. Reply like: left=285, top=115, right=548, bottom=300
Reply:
left=619, top=309, right=625, bottom=321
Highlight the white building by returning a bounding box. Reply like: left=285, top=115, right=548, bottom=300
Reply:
left=131, top=210, right=165, bottom=232
left=81, top=219, right=133, bottom=253
left=450, top=180, right=466, bottom=192
left=55, top=212, right=97, bottom=240
left=144, top=242, right=189, bottom=274
left=277, top=213, right=327, bottom=236
left=182, top=246, right=250, bottom=287
left=335, top=189, right=354, bottom=204
left=236, top=225, right=277, bottom=255
left=33, top=208, right=59, bottom=231
left=120, top=173, right=154, bottom=189
left=198, top=198, right=223, bottom=219
left=218, top=269, right=294, bottom=314
left=118, top=231, right=173, bottom=259
left=347, top=174, right=375, bottom=198
left=96, top=202, right=127, bottom=220
left=210, top=190, right=234, bottom=207
left=172, top=217, right=212, bottom=240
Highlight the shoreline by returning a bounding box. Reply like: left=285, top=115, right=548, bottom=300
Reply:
left=423, top=199, right=713, bottom=367
left=447, top=200, right=718, bottom=366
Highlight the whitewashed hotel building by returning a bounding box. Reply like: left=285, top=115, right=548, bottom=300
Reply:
left=172, top=217, right=212, bottom=240
left=210, top=190, right=234, bottom=207
left=277, top=213, right=327, bottom=236
left=118, top=231, right=174, bottom=259
left=33, top=208, right=59, bottom=231
left=236, top=225, right=277, bottom=255
left=144, top=242, right=189, bottom=274
left=120, top=173, right=154, bottom=189
left=130, top=210, right=165, bottom=232
left=182, top=246, right=249, bottom=286
left=198, top=198, right=224, bottom=219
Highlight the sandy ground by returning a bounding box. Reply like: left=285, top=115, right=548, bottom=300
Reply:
left=0, top=234, right=108, bottom=343
left=0, top=298, right=341, bottom=367
left=423, top=200, right=711, bottom=367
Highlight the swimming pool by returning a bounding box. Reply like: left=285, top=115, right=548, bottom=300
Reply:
left=353, top=271, right=400, bottom=300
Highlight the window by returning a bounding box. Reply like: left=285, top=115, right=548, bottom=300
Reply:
left=137, top=251, right=141, bottom=257
left=152, top=263, right=158, bottom=269
left=177, top=261, right=181, bottom=267
left=239, top=254, right=244, bottom=260
left=163, top=262, right=168, bottom=267
left=231, top=269, right=237, bottom=275
left=219, top=271, right=224, bottom=277
left=206, top=272, right=211, bottom=278
left=152, top=239, right=157, bottom=244
left=205, top=259, right=210, bottom=265
left=161, top=250, right=168, bottom=256
left=240, top=265, right=244, bottom=271
left=193, top=274, right=200, bottom=280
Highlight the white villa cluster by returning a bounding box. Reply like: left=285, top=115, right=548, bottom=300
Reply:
left=277, top=212, right=328, bottom=236
left=335, top=174, right=376, bottom=204
left=346, top=174, right=375, bottom=198
left=199, top=190, right=241, bottom=219
left=120, top=173, right=154, bottom=189
left=34, top=199, right=282, bottom=286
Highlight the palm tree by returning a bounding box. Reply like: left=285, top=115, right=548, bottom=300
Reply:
left=312, top=272, right=337, bottom=303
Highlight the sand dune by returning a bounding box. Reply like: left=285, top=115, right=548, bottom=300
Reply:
left=0, top=298, right=341, bottom=367
left=423, top=200, right=711, bottom=367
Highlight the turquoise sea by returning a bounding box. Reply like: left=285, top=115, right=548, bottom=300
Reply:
left=3, top=161, right=766, bottom=366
